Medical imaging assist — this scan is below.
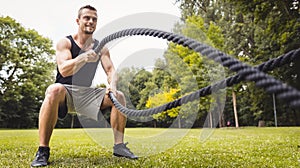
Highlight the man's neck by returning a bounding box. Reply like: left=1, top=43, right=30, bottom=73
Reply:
left=73, top=33, right=94, bottom=49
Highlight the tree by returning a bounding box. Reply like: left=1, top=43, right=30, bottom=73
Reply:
left=225, top=0, right=300, bottom=125
left=161, top=13, right=227, bottom=127
left=0, top=16, right=55, bottom=128
left=146, top=89, right=180, bottom=122
left=175, top=0, right=300, bottom=126
left=117, top=67, right=153, bottom=109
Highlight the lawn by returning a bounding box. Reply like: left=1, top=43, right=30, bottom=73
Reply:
left=0, top=127, right=299, bottom=168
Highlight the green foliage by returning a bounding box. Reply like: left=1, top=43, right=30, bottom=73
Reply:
left=158, top=13, right=226, bottom=126
left=0, top=16, right=55, bottom=128
left=117, top=67, right=153, bottom=109
left=175, top=0, right=300, bottom=126
left=116, top=13, right=227, bottom=127
left=146, top=88, right=181, bottom=120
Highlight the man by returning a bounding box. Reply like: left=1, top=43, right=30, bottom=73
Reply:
left=31, top=5, right=137, bottom=167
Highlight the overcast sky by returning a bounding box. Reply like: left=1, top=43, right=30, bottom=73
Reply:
left=0, top=0, right=181, bottom=43
left=0, top=0, right=182, bottom=85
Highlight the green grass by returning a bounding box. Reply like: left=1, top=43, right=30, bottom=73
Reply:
left=0, top=127, right=300, bottom=167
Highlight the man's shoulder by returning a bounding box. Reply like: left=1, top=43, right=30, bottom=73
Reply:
left=56, top=36, right=72, bottom=50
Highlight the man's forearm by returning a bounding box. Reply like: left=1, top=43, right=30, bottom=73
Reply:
left=107, top=71, right=118, bottom=91
left=58, top=54, right=87, bottom=77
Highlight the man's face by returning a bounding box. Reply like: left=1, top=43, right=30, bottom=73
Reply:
left=77, top=9, right=98, bottom=34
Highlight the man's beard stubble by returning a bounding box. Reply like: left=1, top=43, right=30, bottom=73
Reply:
left=84, top=30, right=94, bottom=35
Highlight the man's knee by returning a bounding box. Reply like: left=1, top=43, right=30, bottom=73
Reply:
left=116, top=91, right=126, bottom=105
left=45, top=83, right=66, bottom=102
left=102, top=90, right=126, bottom=109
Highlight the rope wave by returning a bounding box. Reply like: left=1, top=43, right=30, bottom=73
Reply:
left=94, top=28, right=300, bottom=117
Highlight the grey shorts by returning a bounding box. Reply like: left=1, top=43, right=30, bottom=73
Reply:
left=58, top=84, right=107, bottom=121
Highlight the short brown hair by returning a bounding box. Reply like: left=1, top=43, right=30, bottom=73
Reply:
left=78, top=5, right=97, bottom=18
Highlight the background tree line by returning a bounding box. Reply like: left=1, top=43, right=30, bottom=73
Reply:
left=0, top=0, right=299, bottom=128
left=0, top=16, right=55, bottom=128
left=120, top=0, right=300, bottom=127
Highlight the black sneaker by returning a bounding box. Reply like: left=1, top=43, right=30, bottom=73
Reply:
left=31, top=146, right=50, bottom=167
left=113, top=142, right=138, bottom=159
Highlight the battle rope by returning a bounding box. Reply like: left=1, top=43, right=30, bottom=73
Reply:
left=94, top=28, right=300, bottom=117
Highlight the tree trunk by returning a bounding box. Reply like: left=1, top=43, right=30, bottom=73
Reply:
left=178, top=114, right=181, bottom=128
left=209, top=111, right=213, bottom=128
left=153, top=120, right=157, bottom=128
left=217, top=96, right=224, bottom=128
left=232, top=91, right=239, bottom=128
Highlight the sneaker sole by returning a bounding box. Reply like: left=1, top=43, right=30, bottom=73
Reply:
left=113, top=153, right=138, bottom=160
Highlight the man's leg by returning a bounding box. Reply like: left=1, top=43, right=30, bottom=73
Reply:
left=31, top=83, right=67, bottom=167
left=101, top=91, right=138, bottom=159
left=101, top=91, right=126, bottom=144
left=110, top=92, right=127, bottom=144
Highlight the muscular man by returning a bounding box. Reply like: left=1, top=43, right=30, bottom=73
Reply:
left=31, top=5, right=137, bottom=167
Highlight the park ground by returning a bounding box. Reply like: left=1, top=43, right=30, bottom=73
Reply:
left=0, top=127, right=299, bottom=167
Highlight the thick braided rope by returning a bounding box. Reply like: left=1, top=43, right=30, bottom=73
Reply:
left=94, top=28, right=300, bottom=117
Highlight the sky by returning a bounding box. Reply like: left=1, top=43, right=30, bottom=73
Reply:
left=0, top=0, right=182, bottom=85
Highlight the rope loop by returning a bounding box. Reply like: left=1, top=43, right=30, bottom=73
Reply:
left=93, top=28, right=300, bottom=117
